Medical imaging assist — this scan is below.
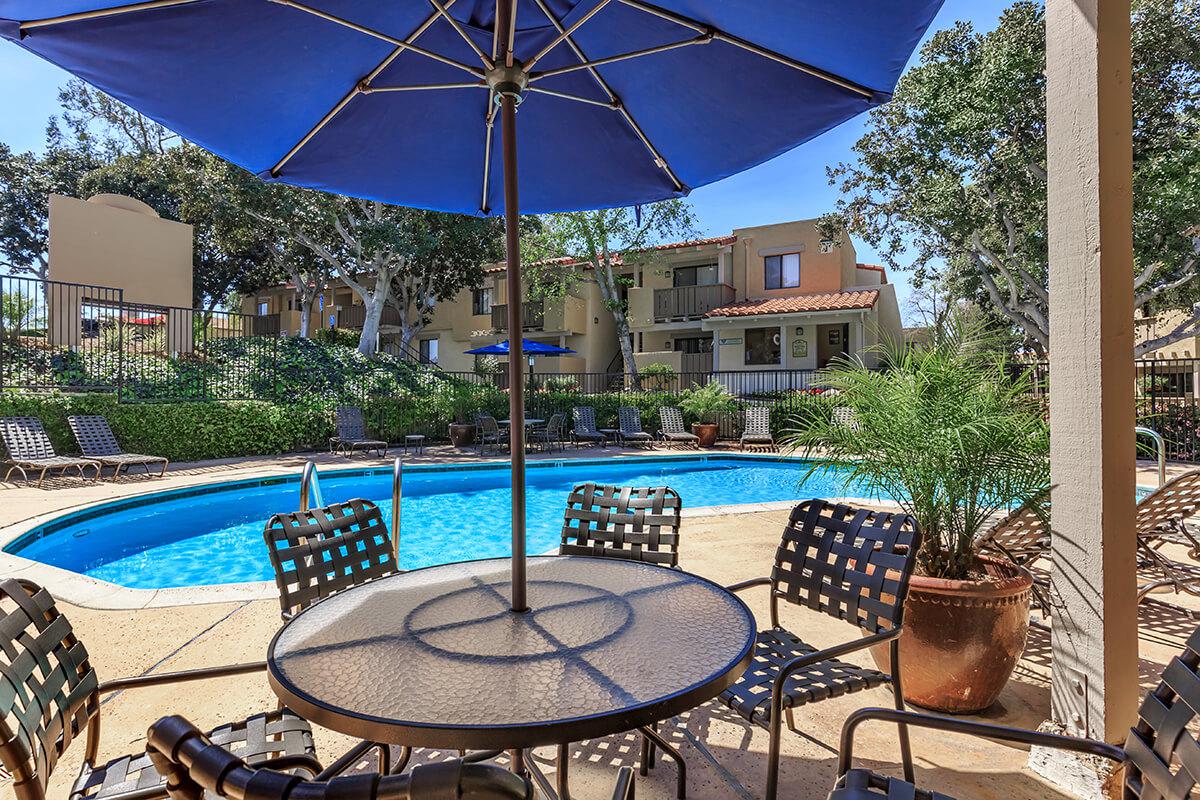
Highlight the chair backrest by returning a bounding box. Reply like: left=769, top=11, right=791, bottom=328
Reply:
left=560, top=483, right=682, bottom=567
left=744, top=406, right=771, bottom=436
left=831, top=406, right=859, bottom=431
left=478, top=415, right=500, bottom=439
left=618, top=406, right=644, bottom=435
left=544, top=412, right=565, bottom=436
left=67, top=416, right=123, bottom=457
left=263, top=499, right=399, bottom=619
left=976, top=498, right=1050, bottom=567
left=335, top=406, right=368, bottom=441
left=0, top=417, right=57, bottom=461
left=659, top=406, right=686, bottom=434
left=0, top=579, right=100, bottom=800
left=1135, top=470, right=1200, bottom=540
left=573, top=406, right=598, bottom=434
left=1123, top=625, right=1200, bottom=799
left=147, top=715, right=532, bottom=800
left=769, top=500, right=921, bottom=634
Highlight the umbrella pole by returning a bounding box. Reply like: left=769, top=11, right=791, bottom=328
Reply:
left=501, top=91, right=528, bottom=613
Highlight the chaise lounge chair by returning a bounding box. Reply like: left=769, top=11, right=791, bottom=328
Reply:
left=68, top=415, right=169, bottom=478
left=739, top=405, right=775, bottom=451
left=657, top=406, right=699, bottom=449
left=978, top=470, right=1200, bottom=614
left=571, top=406, right=607, bottom=448
left=617, top=406, right=655, bottom=449
left=331, top=406, right=388, bottom=458
left=0, top=416, right=101, bottom=487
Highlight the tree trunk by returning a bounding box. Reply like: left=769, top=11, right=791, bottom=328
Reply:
left=614, top=313, right=640, bottom=390
left=297, top=298, right=311, bottom=338
left=358, top=293, right=384, bottom=355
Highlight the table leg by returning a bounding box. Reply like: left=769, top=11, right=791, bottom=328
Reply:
left=522, top=748, right=564, bottom=800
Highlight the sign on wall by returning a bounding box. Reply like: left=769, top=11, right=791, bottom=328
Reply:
left=792, top=338, right=808, bottom=358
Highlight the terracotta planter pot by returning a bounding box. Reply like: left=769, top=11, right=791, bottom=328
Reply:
left=692, top=423, right=719, bottom=447
left=871, top=554, right=1033, bottom=713
left=448, top=423, right=476, bottom=448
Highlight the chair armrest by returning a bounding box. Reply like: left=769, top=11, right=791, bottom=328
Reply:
left=726, top=576, right=772, bottom=594
left=837, top=707, right=1126, bottom=777
left=98, top=661, right=266, bottom=695
left=612, top=766, right=635, bottom=800
left=773, top=628, right=901, bottom=696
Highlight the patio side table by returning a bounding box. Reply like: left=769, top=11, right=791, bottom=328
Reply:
left=267, top=556, right=755, bottom=796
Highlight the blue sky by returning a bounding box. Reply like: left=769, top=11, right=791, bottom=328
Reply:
left=0, top=1, right=1012, bottom=320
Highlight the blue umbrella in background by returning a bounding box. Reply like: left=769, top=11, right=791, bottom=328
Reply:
left=467, top=337, right=576, bottom=377
left=0, top=0, right=944, bottom=615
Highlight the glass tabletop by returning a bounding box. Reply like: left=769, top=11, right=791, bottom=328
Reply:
left=267, top=556, right=756, bottom=749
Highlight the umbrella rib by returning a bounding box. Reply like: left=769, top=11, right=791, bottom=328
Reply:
left=616, top=0, right=877, bottom=100
left=529, top=35, right=709, bottom=80
left=18, top=0, right=197, bottom=31
left=480, top=91, right=497, bottom=214
left=528, top=0, right=685, bottom=194
left=268, top=0, right=483, bottom=78
left=426, top=0, right=495, bottom=70
left=526, top=86, right=618, bottom=110
left=523, top=0, right=612, bottom=72
left=267, top=0, right=465, bottom=177
left=364, top=82, right=487, bottom=93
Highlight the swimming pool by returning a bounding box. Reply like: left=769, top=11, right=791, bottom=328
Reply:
left=5, top=455, right=874, bottom=590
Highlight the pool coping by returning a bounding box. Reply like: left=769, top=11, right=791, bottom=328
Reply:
left=1, top=452, right=869, bottom=610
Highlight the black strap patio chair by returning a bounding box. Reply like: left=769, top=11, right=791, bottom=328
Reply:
left=0, top=416, right=102, bottom=487
left=559, top=482, right=686, bottom=796
left=658, top=406, right=699, bottom=448
left=721, top=499, right=922, bottom=800
left=618, top=406, right=655, bottom=449
left=67, top=415, right=169, bottom=478
left=828, top=623, right=1200, bottom=800
left=263, top=498, right=400, bottom=621
left=332, top=406, right=387, bottom=458
left=146, top=715, right=635, bottom=800
left=530, top=412, right=566, bottom=453
left=476, top=414, right=508, bottom=455
left=740, top=406, right=775, bottom=451
left=571, top=406, right=607, bottom=447
left=0, top=577, right=365, bottom=800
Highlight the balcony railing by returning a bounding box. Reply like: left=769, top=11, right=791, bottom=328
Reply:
left=336, top=304, right=401, bottom=329
left=653, top=283, right=735, bottom=321
left=491, top=300, right=545, bottom=331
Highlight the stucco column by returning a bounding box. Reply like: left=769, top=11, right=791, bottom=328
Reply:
left=1043, top=0, right=1138, bottom=759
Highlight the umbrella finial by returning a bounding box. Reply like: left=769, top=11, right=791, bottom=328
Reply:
left=487, top=61, right=528, bottom=105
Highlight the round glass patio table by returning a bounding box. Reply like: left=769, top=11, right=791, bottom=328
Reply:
left=266, top=556, right=756, bottom=750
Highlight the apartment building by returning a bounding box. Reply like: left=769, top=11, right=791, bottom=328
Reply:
left=242, top=218, right=904, bottom=377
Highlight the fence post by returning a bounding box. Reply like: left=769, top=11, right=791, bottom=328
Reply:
left=116, top=287, right=125, bottom=402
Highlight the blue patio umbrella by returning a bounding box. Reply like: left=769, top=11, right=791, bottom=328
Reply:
left=466, top=338, right=575, bottom=356
left=0, top=0, right=943, bottom=614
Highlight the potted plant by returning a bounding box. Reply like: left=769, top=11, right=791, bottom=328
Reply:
left=679, top=381, right=737, bottom=447
left=785, top=316, right=1047, bottom=713
left=446, top=386, right=477, bottom=447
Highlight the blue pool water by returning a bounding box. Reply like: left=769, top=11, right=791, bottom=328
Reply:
left=7, top=455, right=874, bottom=590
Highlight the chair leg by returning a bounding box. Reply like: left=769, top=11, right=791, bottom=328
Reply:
left=391, top=746, right=412, bottom=774
left=765, top=696, right=783, bottom=800
left=890, top=639, right=915, bottom=784
left=640, top=725, right=686, bottom=799
left=784, top=707, right=798, bottom=734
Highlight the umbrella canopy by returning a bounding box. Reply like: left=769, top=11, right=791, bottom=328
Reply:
left=0, top=0, right=943, bottom=612
left=466, top=338, right=576, bottom=355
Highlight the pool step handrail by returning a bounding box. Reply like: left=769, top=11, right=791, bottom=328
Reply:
left=1135, top=426, right=1167, bottom=488
left=299, top=460, right=324, bottom=512
left=392, top=456, right=402, bottom=564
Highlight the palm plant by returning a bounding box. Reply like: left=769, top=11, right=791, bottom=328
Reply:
left=784, top=317, right=1048, bottom=580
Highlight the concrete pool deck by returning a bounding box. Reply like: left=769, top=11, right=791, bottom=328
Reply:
left=1, top=448, right=1192, bottom=798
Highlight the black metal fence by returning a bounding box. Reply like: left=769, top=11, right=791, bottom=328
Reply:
left=1, top=275, right=281, bottom=401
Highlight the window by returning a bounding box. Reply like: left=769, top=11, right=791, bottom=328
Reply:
left=745, top=327, right=782, bottom=365
left=764, top=253, right=801, bottom=290
left=472, top=287, right=493, bottom=316
left=419, top=337, right=439, bottom=365
left=673, top=336, right=712, bottom=354
left=673, top=263, right=719, bottom=287
left=256, top=300, right=269, bottom=316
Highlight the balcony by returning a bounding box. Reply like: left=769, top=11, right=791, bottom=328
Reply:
left=653, top=283, right=735, bottom=322
left=491, top=300, right=545, bottom=331
left=336, top=304, right=401, bottom=329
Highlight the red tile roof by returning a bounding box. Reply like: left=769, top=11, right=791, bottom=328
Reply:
left=855, top=263, right=887, bottom=282
left=705, top=290, right=879, bottom=318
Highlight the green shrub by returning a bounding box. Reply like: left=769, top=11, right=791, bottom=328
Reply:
left=679, top=381, right=737, bottom=424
